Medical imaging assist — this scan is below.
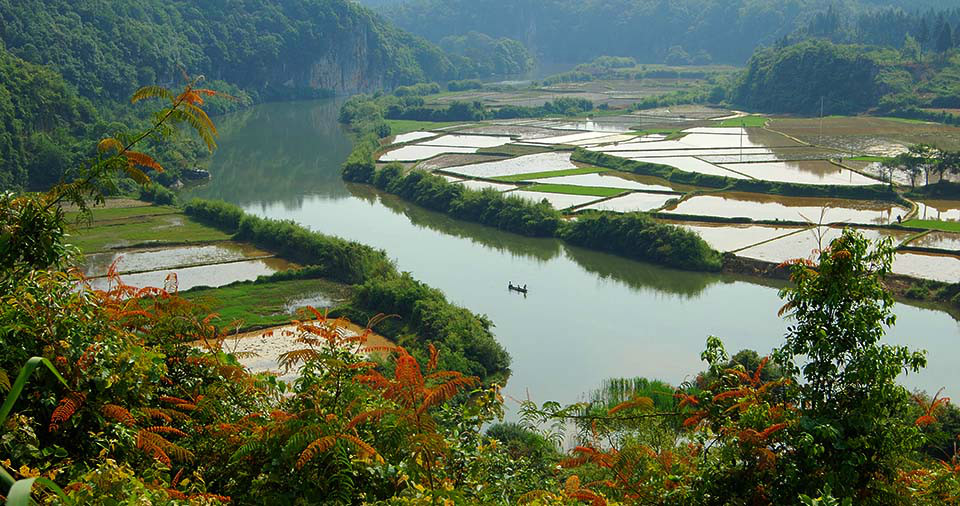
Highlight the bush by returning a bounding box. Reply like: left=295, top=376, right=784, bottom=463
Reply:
left=561, top=212, right=723, bottom=271
left=447, top=79, right=484, bottom=92
left=138, top=182, right=175, bottom=205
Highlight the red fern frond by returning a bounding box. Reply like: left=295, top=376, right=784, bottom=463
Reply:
left=145, top=426, right=188, bottom=438
left=608, top=396, right=654, bottom=416
left=296, top=436, right=336, bottom=469
left=346, top=409, right=389, bottom=430
left=102, top=404, right=136, bottom=427
left=49, top=392, right=86, bottom=432
left=339, top=434, right=384, bottom=463
left=427, top=344, right=439, bottom=372
left=124, top=151, right=165, bottom=173
left=418, top=376, right=479, bottom=413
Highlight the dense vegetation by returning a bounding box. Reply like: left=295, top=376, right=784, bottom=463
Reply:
left=438, top=31, right=535, bottom=77
left=731, top=37, right=960, bottom=117
left=562, top=212, right=723, bottom=271
left=375, top=0, right=960, bottom=65
left=0, top=0, right=500, bottom=191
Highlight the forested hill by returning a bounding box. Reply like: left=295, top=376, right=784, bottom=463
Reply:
left=0, top=0, right=473, bottom=190
left=0, top=0, right=459, bottom=103
left=374, top=0, right=960, bottom=65
left=731, top=39, right=960, bottom=117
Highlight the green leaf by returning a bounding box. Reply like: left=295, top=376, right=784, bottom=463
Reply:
left=0, top=357, right=69, bottom=428
left=6, top=477, right=74, bottom=506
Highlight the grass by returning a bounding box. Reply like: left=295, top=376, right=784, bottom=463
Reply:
left=183, top=278, right=352, bottom=329
left=493, top=167, right=608, bottom=182
left=385, top=119, right=464, bottom=135
left=717, top=115, right=768, bottom=128
left=628, top=128, right=680, bottom=136
left=67, top=212, right=232, bottom=252
left=849, top=155, right=890, bottom=163
left=902, top=219, right=960, bottom=233
left=523, top=183, right=625, bottom=197
left=876, top=116, right=932, bottom=125
left=65, top=205, right=180, bottom=223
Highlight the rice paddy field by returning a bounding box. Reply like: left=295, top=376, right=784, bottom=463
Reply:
left=370, top=107, right=960, bottom=283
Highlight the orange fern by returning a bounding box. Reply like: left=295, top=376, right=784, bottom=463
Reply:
left=102, top=404, right=136, bottom=427
left=49, top=392, right=86, bottom=432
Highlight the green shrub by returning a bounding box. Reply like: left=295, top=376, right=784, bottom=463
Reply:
left=561, top=212, right=723, bottom=271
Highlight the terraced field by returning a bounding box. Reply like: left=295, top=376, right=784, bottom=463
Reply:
left=371, top=112, right=960, bottom=283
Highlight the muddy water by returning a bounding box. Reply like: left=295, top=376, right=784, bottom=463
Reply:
left=87, top=257, right=296, bottom=292
left=664, top=192, right=905, bottom=225
left=181, top=100, right=960, bottom=411
left=719, top=161, right=880, bottom=186
left=82, top=242, right=273, bottom=277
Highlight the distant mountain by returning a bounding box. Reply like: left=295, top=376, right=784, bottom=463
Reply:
left=373, top=0, right=960, bottom=65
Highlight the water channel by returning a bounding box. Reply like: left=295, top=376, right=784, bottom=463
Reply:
left=184, top=99, right=960, bottom=408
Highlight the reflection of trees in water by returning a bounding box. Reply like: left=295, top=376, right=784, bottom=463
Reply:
left=562, top=243, right=727, bottom=298
left=183, top=99, right=353, bottom=206
left=350, top=184, right=564, bottom=263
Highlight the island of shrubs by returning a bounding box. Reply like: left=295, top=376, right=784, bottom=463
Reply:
left=183, top=198, right=510, bottom=381
left=342, top=158, right=723, bottom=272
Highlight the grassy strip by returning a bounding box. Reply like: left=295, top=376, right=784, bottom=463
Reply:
left=629, top=128, right=681, bottom=136
left=65, top=205, right=180, bottom=223
left=850, top=155, right=890, bottom=163
left=717, top=116, right=768, bottom=127
left=902, top=219, right=960, bottom=233
left=67, top=213, right=232, bottom=253
left=385, top=119, right=463, bottom=135
left=493, top=167, right=608, bottom=182
left=572, top=148, right=901, bottom=202
left=183, top=277, right=352, bottom=329
left=523, top=183, right=624, bottom=197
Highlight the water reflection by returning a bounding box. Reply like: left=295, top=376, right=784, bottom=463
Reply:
left=185, top=99, right=353, bottom=205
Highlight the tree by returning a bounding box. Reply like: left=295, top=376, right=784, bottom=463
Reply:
left=936, top=20, right=954, bottom=54
left=774, top=230, right=927, bottom=499
left=902, top=34, right=922, bottom=62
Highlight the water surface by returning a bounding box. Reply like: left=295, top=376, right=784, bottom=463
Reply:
left=184, top=100, right=960, bottom=409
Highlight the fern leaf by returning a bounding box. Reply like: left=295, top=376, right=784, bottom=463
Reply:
left=97, top=137, right=124, bottom=154
left=131, top=85, right=174, bottom=104
left=427, top=344, right=438, bottom=372
left=607, top=396, right=654, bottom=416
left=417, top=376, right=479, bottom=414
left=0, top=370, right=9, bottom=392
left=102, top=404, right=136, bottom=427
left=296, top=436, right=336, bottom=469
left=145, top=426, right=188, bottom=438
left=124, top=151, right=165, bottom=173
left=49, top=392, right=86, bottom=432
left=338, top=434, right=383, bottom=463
left=167, top=109, right=217, bottom=151
left=140, top=408, right=173, bottom=423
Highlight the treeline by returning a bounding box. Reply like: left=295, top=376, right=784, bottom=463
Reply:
left=346, top=163, right=562, bottom=237
left=731, top=38, right=960, bottom=115
left=375, top=0, right=946, bottom=65
left=343, top=158, right=723, bottom=272
left=794, top=5, right=960, bottom=55
left=339, top=90, right=595, bottom=137
left=183, top=198, right=510, bottom=380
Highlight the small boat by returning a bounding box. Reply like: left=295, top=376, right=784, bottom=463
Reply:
left=508, top=283, right=528, bottom=294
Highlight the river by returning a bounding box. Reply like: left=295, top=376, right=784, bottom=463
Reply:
left=184, top=99, right=960, bottom=408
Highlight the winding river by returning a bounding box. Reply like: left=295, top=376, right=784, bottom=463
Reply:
left=184, top=99, right=960, bottom=408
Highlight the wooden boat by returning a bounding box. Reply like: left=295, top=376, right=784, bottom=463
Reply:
left=508, top=283, right=528, bottom=294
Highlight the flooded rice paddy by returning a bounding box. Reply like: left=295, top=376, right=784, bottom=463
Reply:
left=82, top=242, right=273, bottom=277
left=87, top=257, right=297, bottom=292
left=508, top=190, right=603, bottom=210
left=578, top=192, right=678, bottom=213
left=528, top=173, right=675, bottom=192
left=663, top=193, right=905, bottom=225
left=379, top=145, right=477, bottom=162
left=441, top=152, right=578, bottom=178
left=419, top=134, right=513, bottom=148
left=718, top=161, right=881, bottom=186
